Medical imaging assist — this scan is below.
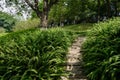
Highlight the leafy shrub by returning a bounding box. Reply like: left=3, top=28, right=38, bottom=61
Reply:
left=0, top=11, right=16, bottom=32
left=0, top=27, right=6, bottom=33
left=0, top=28, right=75, bottom=80
left=13, top=18, right=40, bottom=31
left=82, top=18, right=120, bottom=80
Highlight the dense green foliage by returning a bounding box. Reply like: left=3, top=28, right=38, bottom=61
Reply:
left=0, top=28, right=75, bottom=80
left=0, top=11, right=16, bottom=32
left=48, top=0, right=96, bottom=25
left=48, top=0, right=120, bottom=25
left=82, top=18, right=120, bottom=80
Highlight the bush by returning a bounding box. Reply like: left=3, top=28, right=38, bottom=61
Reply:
left=0, top=28, right=75, bottom=80
left=0, top=11, right=16, bottom=32
left=0, top=27, right=6, bottom=33
left=82, top=18, right=120, bottom=80
left=13, top=18, right=40, bottom=31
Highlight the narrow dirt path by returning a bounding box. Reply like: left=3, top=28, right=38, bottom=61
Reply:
left=61, top=37, right=87, bottom=80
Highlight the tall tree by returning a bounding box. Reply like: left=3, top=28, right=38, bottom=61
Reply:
left=106, top=0, right=111, bottom=18
left=25, top=0, right=59, bottom=28
left=4, top=0, right=59, bottom=28
left=97, top=0, right=101, bottom=21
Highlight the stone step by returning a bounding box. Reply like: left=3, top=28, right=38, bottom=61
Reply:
left=69, top=78, right=87, bottom=80
left=68, top=50, right=80, bottom=54
left=67, top=54, right=81, bottom=58
left=66, top=65, right=83, bottom=71
left=69, top=74, right=87, bottom=80
left=67, top=66, right=87, bottom=79
left=65, top=62, right=82, bottom=66
left=61, top=74, right=87, bottom=80
left=70, top=71, right=82, bottom=75
left=72, top=45, right=81, bottom=48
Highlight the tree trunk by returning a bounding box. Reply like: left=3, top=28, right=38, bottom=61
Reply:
left=114, top=1, right=118, bottom=16
left=97, top=0, right=100, bottom=22
left=40, top=13, right=48, bottom=28
left=40, top=0, right=49, bottom=28
left=106, top=0, right=111, bottom=18
left=25, top=0, right=59, bottom=28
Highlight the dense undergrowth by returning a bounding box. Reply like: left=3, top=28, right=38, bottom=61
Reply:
left=63, top=23, right=93, bottom=36
left=12, top=19, right=39, bottom=32
left=82, top=18, right=120, bottom=80
left=0, top=28, right=75, bottom=80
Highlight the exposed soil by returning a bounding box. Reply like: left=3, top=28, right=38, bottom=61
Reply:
left=61, top=37, right=87, bottom=80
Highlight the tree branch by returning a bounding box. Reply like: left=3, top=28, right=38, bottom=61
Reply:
left=25, top=0, right=42, bottom=17
left=25, top=0, right=36, bottom=11
left=49, top=0, right=59, bottom=8
left=34, top=0, right=39, bottom=10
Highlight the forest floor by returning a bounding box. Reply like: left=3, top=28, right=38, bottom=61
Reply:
left=61, top=37, right=87, bottom=80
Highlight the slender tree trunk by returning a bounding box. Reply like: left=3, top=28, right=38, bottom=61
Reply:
left=114, top=1, right=118, bottom=16
left=97, top=0, right=100, bottom=22
left=106, top=0, right=111, bottom=18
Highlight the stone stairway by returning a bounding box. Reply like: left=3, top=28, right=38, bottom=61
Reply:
left=61, top=37, right=87, bottom=80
